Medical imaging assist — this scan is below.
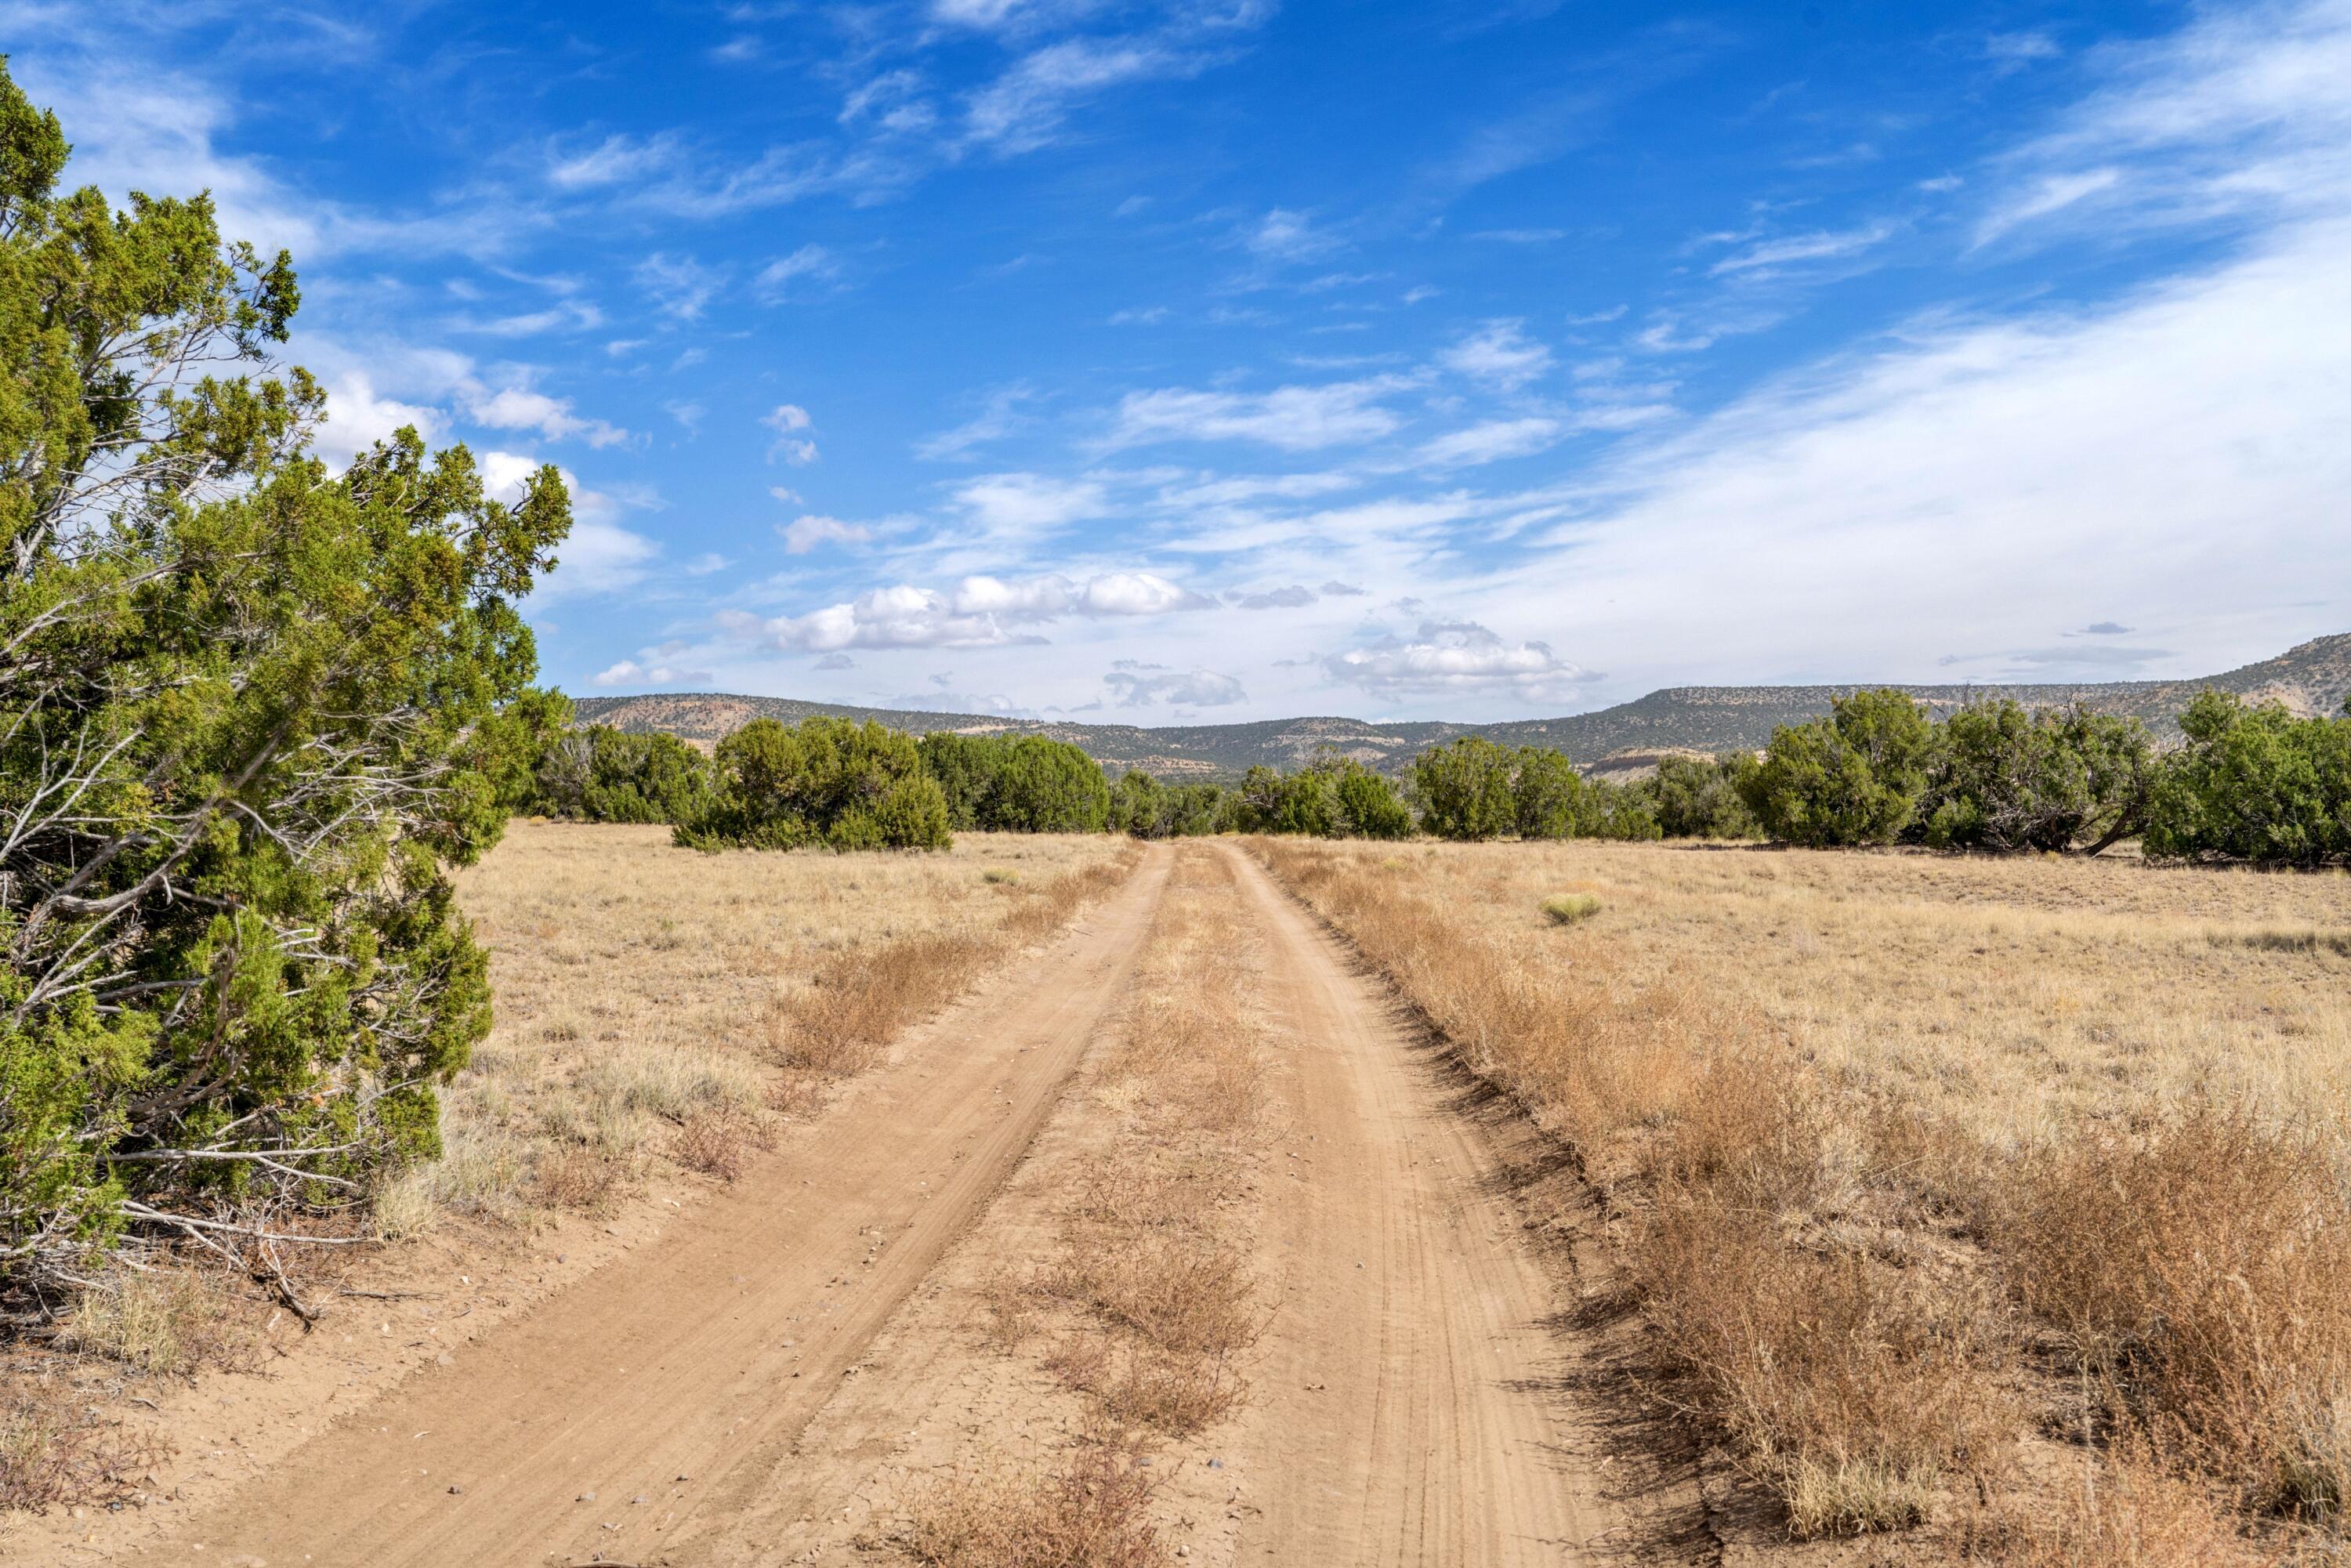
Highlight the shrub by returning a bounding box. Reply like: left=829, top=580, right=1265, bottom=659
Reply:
left=1237, top=762, right=1338, bottom=836
left=1648, top=754, right=1763, bottom=839
left=1918, top=701, right=2154, bottom=853
left=676, top=716, right=951, bottom=852
left=1412, top=735, right=1519, bottom=840
left=1740, top=689, right=1936, bottom=847
left=0, top=60, right=566, bottom=1295
left=2141, top=691, right=2351, bottom=867
left=1107, top=770, right=1230, bottom=838
left=1334, top=763, right=1415, bottom=839
left=533, top=723, right=714, bottom=824
left=1512, top=746, right=1598, bottom=839
left=919, top=733, right=1111, bottom=833
left=1541, top=893, right=1601, bottom=925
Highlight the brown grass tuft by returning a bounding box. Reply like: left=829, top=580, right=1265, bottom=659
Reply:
left=1999, top=1102, right=2351, bottom=1526
left=0, top=1384, right=168, bottom=1513
left=903, top=1443, right=1166, bottom=1568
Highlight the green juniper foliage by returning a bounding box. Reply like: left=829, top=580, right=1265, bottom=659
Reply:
left=676, top=716, right=952, bottom=852
left=1916, top=701, right=2154, bottom=854
left=916, top=732, right=1110, bottom=833
left=532, top=720, right=715, bottom=825
left=1737, top=689, right=1937, bottom=848
left=0, top=60, right=569, bottom=1297
left=1411, top=735, right=1520, bottom=841
left=2141, top=691, right=2351, bottom=867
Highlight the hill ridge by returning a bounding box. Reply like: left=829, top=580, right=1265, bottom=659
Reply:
left=574, top=632, right=2351, bottom=779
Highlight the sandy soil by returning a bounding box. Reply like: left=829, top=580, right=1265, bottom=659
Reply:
left=13, top=837, right=1680, bottom=1566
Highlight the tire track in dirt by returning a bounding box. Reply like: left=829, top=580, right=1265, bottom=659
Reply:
left=124, top=846, right=1172, bottom=1568
left=1219, top=842, right=1617, bottom=1567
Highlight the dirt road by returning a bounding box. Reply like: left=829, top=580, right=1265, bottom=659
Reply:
left=1218, top=843, right=1611, bottom=1567
left=129, top=847, right=1175, bottom=1568
left=100, top=838, right=1642, bottom=1566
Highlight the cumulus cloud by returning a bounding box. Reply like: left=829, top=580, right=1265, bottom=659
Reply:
left=1328, top=621, right=1596, bottom=700
left=1320, top=579, right=1370, bottom=596
left=1110, top=379, right=1404, bottom=450
left=814, top=652, right=857, bottom=670
left=464, top=382, right=628, bottom=448
left=1103, top=659, right=1248, bottom=707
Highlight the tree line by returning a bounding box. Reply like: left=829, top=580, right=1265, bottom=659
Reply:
left=516, top=688, right=2349, bottom=870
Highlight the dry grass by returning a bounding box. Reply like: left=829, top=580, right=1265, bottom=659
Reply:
left=0, top=1382, right=167, bottom=1512
left=57, top=1267, right=245, bottom=1379
left=903, top=1442, right=1166, bottom=1568
left=1250, top=836, right=2351, bottom=1553
left=444, top=823, right=1135, bottom=1223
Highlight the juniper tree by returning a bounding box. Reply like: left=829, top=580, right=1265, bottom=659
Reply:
left=0, top=60, right=569, bottom=1305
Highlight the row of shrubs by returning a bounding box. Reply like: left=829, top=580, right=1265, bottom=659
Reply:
left=516, top=688, right=2349, bottom=866
left=1740, top=688, right=2350, bottom=865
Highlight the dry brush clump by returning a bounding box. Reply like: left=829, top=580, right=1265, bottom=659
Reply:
left=903, top=1441, right=1166, bottom=1568
left=1998, top=1103, right=2351, bottom=1530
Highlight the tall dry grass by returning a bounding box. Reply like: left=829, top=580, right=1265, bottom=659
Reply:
left=444, top=824, right=1136, bottom=1223
left=1250, top=837, right=2351, bottom=1552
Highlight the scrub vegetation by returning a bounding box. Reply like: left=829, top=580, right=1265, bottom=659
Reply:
left=1251, top=833, right=2351, bottom=1559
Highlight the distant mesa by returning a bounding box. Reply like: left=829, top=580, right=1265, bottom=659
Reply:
left=574, top=633, right=2351, bottom=780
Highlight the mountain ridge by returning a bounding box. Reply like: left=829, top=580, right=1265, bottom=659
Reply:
left=572, top=632, right=2351, bottom=779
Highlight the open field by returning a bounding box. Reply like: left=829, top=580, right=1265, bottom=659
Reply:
left=1252, top=835, right=2351, bottom=1560
left=13, top=825, right=2351, bottom=1566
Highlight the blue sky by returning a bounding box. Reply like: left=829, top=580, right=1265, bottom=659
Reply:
left=9, top=0, right=2349, bottom=719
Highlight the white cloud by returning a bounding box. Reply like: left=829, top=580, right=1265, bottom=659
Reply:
left=1415, top=416, right=1563, bottom=468
left=464, top=384, right=628, bottom=448
left=966, top=38, right=1188, bottom=153
left=636, top=252, right=722, bottom=320
left=755, top=244, right=842, bottom=302
left=952, top=472, right=1107, bottom=539
left=1246, top=208, right=1338, bottom=261
left=1711, top=221, right=1896, bottom=275
left=593, top=657, right=714, bottom=687
left=313, top=371, right=442, bottom=469
left=1439, top=320, right=1552, bottom=389
left=918, top=386, right=1037, bottom=460
left=780, top=514, right=873, bottom=554
left=1509, top=212, right=2351, bottom=687
left=763, top=404, right=819, bottom=465
left=1103, top=659, right=1248, bottom=707
left=1328, top=621, right=1595, bottom=699
left=738, top=569, right=1209, bottom=651
left=1110, top=380, right=1404, bottom=450
left=1974, top=168, right=2123, bottom=245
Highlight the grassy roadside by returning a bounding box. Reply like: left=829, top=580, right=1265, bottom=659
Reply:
left=1249, top=836, right=2348, bottom=1563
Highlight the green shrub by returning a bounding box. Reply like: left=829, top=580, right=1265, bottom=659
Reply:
left=1413, top=736, right=1519, bottom=841
left=1541, top=893, right=1602, bottom=925
left=533, top=723, right=714, bottom=824
left=676, top=717, right=951, bottom=852
left=1108, top=769, right=1232, bottom=838
left=1334, top=765, right=1415, bottom=839
left=1649, top=755, right=1763, bottom=839
left=2142, top=692, right=2351, bottom=867
left=1739, top=690, right=1936, bottom=847
left=0, top=58, right=566, bottom=1291
left=918, top=732, right=1110, bottom=833
left=1916, top=701, right=2152, bottom=853
left=1512, top=747, right=1599, bottom=839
